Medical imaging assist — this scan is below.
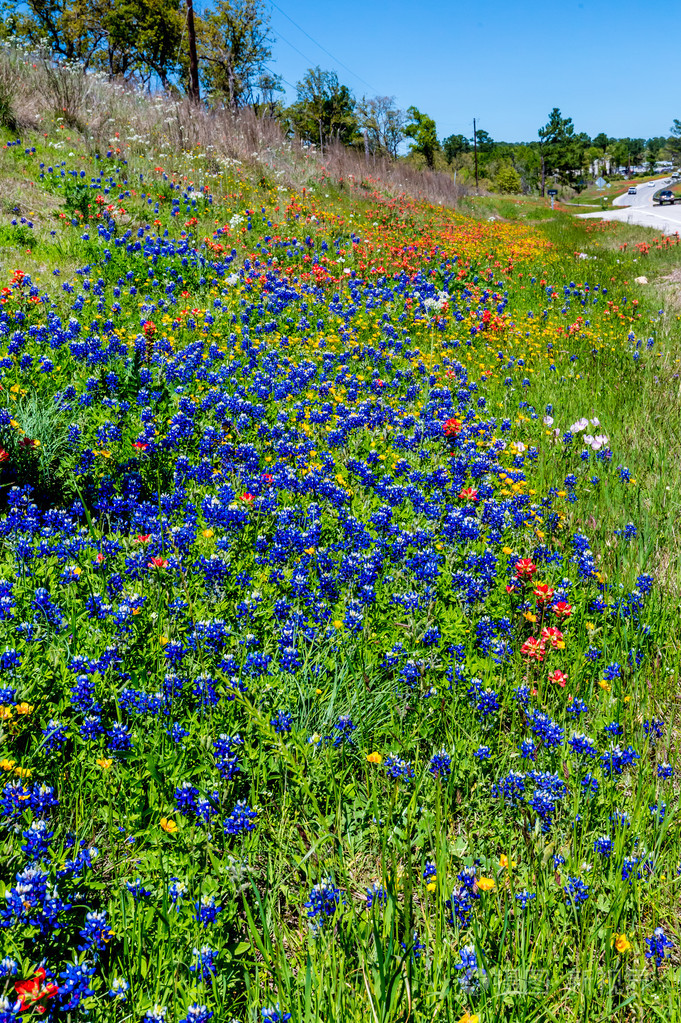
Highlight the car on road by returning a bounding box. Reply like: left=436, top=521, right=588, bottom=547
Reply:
left=655, top=190, right=677, bottom=205
left=627, top=186, right=637, bottom=194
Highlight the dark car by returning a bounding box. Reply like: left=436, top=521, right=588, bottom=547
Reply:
left=656, top=189, right=676, bottom=205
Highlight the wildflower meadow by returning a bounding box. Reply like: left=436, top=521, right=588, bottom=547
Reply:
left=0, top=111, right=681, bottom=1023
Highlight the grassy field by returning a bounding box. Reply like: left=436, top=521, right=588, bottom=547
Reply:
left=1, top=101, right=681, bottom=1023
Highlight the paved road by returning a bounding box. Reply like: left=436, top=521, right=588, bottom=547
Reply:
left=576, top=178, right=681, bottom=235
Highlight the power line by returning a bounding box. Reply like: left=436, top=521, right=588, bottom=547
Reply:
left=269, top=0, right=377, bottom=93
left=272, top=23, right=322, bottom=75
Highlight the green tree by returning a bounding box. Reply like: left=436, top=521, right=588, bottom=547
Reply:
left=200, top=0, right=273, bottom=108
left=668, top=119, right=681, bottom=160
left=495, top=162, right=521, bottom=194
left=474, top=127, right=493, bottom=152
left=538, top=107, right=574, bottom=195
left=404, top=106, right=439, bottom=168
left=289, top=67, right=358, bottom=151
left=442, top=133, right=469, bottom=164
left=103, top=0, right=183, bottom=86
left=593, top=131, right=609, bottom=154
left=646, top=135, right=667, bottom=171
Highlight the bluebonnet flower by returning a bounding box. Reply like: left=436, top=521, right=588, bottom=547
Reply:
left=600, top=745, right=640, bottom=777
left=270, top=710, right=292, bottom=734
left=213, top=733, right=242, bottom=779
left=649, top=802, right=666, bottom=824
left=106, top=722, right=133, bottom=752
left=0, top=958, right=18, bottom=978
left=515, top=890, right=536, bottom=909
left=126, top=878, right=153, bottom=899
left=191, top=945, right=217, bottom=982
left=423, top=861, right=437, bottom=883
left=581, top=773, right=599, bottom=796
left=366, top=881, right=388, bottom=909
left=455, top=944, right=486, bottom=994
left=563, top=876, right=590, bottom=905
left=593, top=835, right=613, bottom=857
left=195, top=895, right=222, bottom=925
left=224, top=800, right=257, bottom=836
left=304, top=877, right=343, bottom=931
left=332, top=715, right=356, bottom=747
left=179, top=1007, right=213, bottom=1023
left=474, top=745, right=491, bottom=760
left=429, top=748, right=451, bottom=778
left=657, top=763, right=673, bottom=780
left=384, top=754, right=414, bottom=781
left=262, top=1006, right=291, bottom=1022
left=108, top=978, right=129, bottom=1001
left=78, top=909, right=114, bottom=952
left=401, top=930, right=426, bottom=961
left=144, top=1006, right=168, bottom=1022
left=42, top=719, right=69, bottom=753
left=58, top=961, right=96, bottom=1010
left=645, top=927, right=673, bottom=967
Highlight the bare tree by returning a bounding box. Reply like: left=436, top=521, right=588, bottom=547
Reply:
left=357, top=95, right=404, bottom=158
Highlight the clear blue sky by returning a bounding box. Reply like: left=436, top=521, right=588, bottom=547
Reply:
left=265, top=0, right=678, bottom=142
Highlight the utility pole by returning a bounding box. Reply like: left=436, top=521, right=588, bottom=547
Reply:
left=187, top=0, right=200, bottom=104
left=473, top=117, right=479, bottom=189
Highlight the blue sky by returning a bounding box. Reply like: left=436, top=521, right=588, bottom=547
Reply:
left=264, top=0, right=678, bottom=142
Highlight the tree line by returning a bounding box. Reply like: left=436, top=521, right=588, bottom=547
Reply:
left=4, top=0, right=681, bottom=192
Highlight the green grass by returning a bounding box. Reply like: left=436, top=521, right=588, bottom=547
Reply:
left=1, top=102, right=681, bottom=1023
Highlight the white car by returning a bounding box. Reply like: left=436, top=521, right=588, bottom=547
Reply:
left=627, top=187, right=637, bottom=194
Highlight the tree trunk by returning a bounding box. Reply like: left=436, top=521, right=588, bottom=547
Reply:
left=186, top=0, right=200, bottom=103
left=540, top=153, right=546, bottom=197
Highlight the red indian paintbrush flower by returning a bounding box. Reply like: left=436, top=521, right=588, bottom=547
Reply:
left=553, top=601, right=573, bottom=619
left=14, top=968, right=58, bottom=1014
left=515, top=558, right=537, bottom=580
left=533, top=583, right=554, bottom=603
left=521, top=637, right=545, bottom=661
left=443, top=417, right=462, bottom=437
left=541, top=626, right=565, bottom=649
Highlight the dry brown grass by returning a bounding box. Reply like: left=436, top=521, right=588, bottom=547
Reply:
left=1, top=45, right=469, bottom=207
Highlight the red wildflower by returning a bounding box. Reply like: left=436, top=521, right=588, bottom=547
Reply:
left=95, top=553, right=105, bottom=564
left=443, top=417, right=462, bottom=437
left=541, top=626, right=565, bottom=649
left=134, top=534, right=151, bottom=543
left=14, top=968, right=58, bottom=1014
left=459, top=487, right=478, bottom=502
left=549, top=669, right=568, bottom=687
left=132, top=442, right=148, bottom=451
left=148, top=556, right=168, bottom=569
left=240, top=492, right=254, bottom=503
left=553, top=601, right=573, bottom=619
left=515, top=558, right=537, bottom=580
left=0, top=448, right=9, bottom=462
left=521, top=636, right=545, bottom=661
left=533, top=583, right=554, bottom=603
left=142, top=321, right=157, bottom=338
left=18, top=437, right=38, bottom=449
left=261, top=473, right=274, bottom=483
